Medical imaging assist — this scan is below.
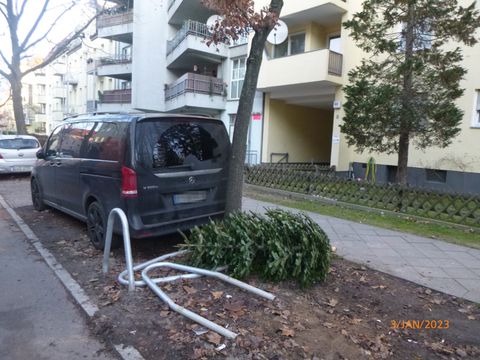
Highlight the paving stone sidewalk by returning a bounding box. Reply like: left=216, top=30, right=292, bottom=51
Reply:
left=243, top=197, right=480, bottom=303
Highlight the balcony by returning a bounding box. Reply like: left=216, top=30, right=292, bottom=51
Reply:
left=98, top=89, right=132, bottom=112
left=97, top=7, right=133, bottom=43
left=281, top=0, right=347, bottom=27
left=168, top=0, right=214, bottom=26
left=258, top=49, right=343, bottom=109
left=52, top=87, right=66, bottom=98
left=166, top=20, right=228, bottom=69
left=165, top=73, right=226, bottom=113
left=96, top=56, right=132, bottom=80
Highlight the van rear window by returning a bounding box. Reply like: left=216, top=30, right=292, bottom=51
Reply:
left=136, top=119, right=229, bottom=170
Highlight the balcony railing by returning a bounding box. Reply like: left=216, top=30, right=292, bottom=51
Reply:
left=167, top=20, right=211, bottom=56
left=165, top=73, right=225, bottom=101
left=97, top=7, right=133, bottom=28
left=328, top=51, right=343, bottom=76
left=98, top=55, right=132, bottom=65
left=100, top=89, right=132, bottom=103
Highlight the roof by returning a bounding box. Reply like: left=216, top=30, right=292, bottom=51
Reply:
left=63, top=112, right=221, bottom=124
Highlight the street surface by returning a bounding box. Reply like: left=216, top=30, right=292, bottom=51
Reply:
left=0, top=174, right=116, bottom=360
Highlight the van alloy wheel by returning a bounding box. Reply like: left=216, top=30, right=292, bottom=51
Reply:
left=87, top=202, right=106, bottom=250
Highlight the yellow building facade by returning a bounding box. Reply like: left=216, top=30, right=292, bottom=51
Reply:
left=256, top=0, right=480, bottom=193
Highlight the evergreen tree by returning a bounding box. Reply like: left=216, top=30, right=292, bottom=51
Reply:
left=342, top=0, right=480, bottom=185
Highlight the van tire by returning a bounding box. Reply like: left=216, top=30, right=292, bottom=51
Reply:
left=86, top=201, right=121, bottom=250
left=31, top=178, right=46, bottom=211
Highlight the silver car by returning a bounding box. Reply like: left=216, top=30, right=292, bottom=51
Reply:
left=0, top=135, right=41, bottom=173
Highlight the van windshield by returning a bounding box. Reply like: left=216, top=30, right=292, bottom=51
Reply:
left=135, top=118, right=229, bottom=171
left=0, top=138, right=39, bottom=150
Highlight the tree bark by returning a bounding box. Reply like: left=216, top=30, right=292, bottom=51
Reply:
left=396, top=131, right=410, bottom=185
left=396, top=1, right=415, bottom=186
left=11, top=78, right=26, bottom=134
left=225, top=28, right=270, bottom=213
left=225, top=0, right=284, bottom=213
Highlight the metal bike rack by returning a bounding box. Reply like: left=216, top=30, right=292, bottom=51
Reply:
left=103, top=208, right=135, bottom=291
left=102, top=208, right=276, bottom=338
left=142, top=262, right=275, bottom=339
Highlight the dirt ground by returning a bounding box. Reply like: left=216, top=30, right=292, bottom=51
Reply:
left=13, top=204, right=480, bottom=360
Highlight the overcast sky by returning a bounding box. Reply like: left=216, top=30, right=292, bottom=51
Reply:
left=0, top=0, right=96, bottom=61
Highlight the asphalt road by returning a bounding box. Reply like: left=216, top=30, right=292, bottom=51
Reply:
left=0, top=174, right=117, bottom=360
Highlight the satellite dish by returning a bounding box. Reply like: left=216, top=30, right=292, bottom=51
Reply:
left=206, top=15, right=224, bottom=33
left=267, top=20, right=288, bottom=45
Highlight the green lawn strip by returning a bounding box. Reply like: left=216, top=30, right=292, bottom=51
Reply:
left=244, top=189, right=480, bottom=250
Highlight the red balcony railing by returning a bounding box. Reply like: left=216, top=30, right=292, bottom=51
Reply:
left=100, top=89, right=131, bottom=103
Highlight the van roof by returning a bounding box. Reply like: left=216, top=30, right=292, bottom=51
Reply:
left=63, top=112, right=221, bottom=124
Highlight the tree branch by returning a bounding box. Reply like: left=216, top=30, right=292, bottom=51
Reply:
left=0, top=87, right=11, bottom=107
left=20, top=0, right=49, bottom=49
left=0, top=67, right=9, bottom=79
left=17, top=0, right=27, bottom=18
left=0, top=48, right=14, bottom=73
left=0, top=5, right=7, bottom=21
left=22, top=10, right=102, bottom=77
left=23, top=1, right=76, bottom=53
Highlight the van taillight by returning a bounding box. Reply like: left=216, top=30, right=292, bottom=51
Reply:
left=121, top=166, right=138, bottom=198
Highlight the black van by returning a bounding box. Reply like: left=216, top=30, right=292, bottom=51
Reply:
left=31, top=113, right=230, bottom=249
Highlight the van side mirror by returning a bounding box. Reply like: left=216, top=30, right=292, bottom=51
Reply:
left=36, top=149, right=45, bottom=159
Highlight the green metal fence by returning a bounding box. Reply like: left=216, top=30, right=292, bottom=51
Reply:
left=245, top=164, right=480, bottom=228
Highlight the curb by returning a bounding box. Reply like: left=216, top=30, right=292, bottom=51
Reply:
left=0, top=195, right=145, bottom=360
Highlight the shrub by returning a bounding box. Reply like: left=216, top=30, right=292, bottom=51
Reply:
left=181, top=209, right=331, bottom=287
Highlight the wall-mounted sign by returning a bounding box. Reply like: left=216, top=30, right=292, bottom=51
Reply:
left=332, top=135, right=340, bottom=144
left=252, top=113, right=262, bottom=121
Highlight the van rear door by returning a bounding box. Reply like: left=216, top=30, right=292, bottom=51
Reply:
left=133, top=117, right=230, bottom=227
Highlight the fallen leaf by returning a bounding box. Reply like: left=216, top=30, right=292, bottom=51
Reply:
left=425, top=289, right=432, bottom=295
left=159, top=310, right=170, bottom=317
left=183, top=286, right=197, bottom=295
left=205, top=332, right=222, bottom=345
left=467, top=315, right=476, bottom=320
left=328, top=298, right=338, bottom=307
left=224, top=301, right=245, bottom=313
left=280, top=325, right=295, bottom=337
left=211, top=291, right=223, bottom=300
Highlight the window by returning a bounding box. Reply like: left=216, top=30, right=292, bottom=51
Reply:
left=398, top=22, right=433, bottom=52
left=230, top=57, right=246, bottom=99
left=0, top=138, right=39, bottom=150
left=39, top=103, right=46, bottom=114
left=425, top=169, right=447, bottom=183
left=37, top=84, right=46, bottom=95
left=329, top=35, right=342, bottom=53
left=473, top=90, right=480, bottom=127
left=60, top=122, right=94, bottom=158
left=228, top=114, right=236, bottom=141
left=273, top=32, right=306, bottom=58
left=86, top=122, right=126, bottom=161
left=45, top=125, right=64, bottom=157
left=136, top=119, right=229, bottom=171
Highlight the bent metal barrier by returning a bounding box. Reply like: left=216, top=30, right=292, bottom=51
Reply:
left=102, top=208, right=276, bottom=339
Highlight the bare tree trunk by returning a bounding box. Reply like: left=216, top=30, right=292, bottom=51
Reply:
left=225, top=28, right=270, bottom=213
left=11, top=77, right=27, bottom=135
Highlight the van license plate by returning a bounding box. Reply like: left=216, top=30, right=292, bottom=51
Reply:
left=173, top=191, right=207, bottom=205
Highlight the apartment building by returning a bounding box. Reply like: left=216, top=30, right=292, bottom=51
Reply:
left=94, top=0, right=263, bottom=164
left=19, top=27, right=117, bottom=135
left=256, top=0, right=480, bottom=194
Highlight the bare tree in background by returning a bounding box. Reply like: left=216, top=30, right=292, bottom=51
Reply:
left=0, top=0, right=103, bottom=134
left=202, top=0, right=283, bottom=213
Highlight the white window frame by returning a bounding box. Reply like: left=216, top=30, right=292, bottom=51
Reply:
left=230, top=57, right=246, bottom=100
left=473, top=90, right=480, bottom=128
left=273, top=31, right=306, bottom=58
